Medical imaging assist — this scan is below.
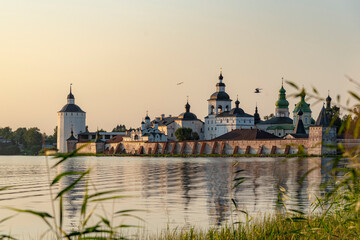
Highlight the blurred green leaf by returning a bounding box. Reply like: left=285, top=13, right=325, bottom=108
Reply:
left=51, top=171, right=87, bottom=185
left=55, top=170, right=89, bottom=199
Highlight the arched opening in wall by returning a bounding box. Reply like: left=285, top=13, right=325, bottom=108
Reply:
left=218, top=105, right=222, bottom=113
left=109, top=147, right=114, bottom=154
left=134, top=135, right=139, bottom=140
left=211, top=105, right=214, bottom=114
left=226, top=105, right=229, bottom=111
left=115, top=144, right=121, bottom=154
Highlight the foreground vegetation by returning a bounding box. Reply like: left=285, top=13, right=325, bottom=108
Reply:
left=152, top=213, right=359, bottom=240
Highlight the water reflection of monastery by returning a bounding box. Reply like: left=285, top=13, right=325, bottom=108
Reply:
left=58, top=157, right=328, bottom=227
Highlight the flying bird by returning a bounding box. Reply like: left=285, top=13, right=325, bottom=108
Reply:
left=177, top=82, right=184, bottom=85
left=254, top=88, right=262, bottom=93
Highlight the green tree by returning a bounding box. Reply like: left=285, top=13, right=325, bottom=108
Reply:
left=23, top=127, right=43, bottom=154
left=13, top=127, right=27, bottom=145
left=45, top=127, right=57, bottom=145
left=112, top=124, right=127, bottom=132
left=0, top=144, right=20, bottom=155
left=263, top=113, right=275, bottom=120
left=192, top=132, right=199, bottom=140
left=175, top=127, right=198, bottom=141
left=327, top=105, right=342, bottom=129
left=0, top=127, right=13, bottom=141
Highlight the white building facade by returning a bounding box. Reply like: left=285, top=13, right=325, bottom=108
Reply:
left=204, top=71, right=254, bottom=140
left=123, top=114, right=167, bottom=142
left=215, top=99, right=255, bottom=137
left=57, top=86, right=86, bottom=153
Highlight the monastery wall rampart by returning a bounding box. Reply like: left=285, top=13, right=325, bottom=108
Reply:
left=98, top=138, right=322, bottom=156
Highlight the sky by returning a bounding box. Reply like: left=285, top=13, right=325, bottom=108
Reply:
left=1, top=0, right=360, bottom=134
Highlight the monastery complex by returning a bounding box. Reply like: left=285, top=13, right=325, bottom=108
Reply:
left=57, top=71, right=345, bottom=156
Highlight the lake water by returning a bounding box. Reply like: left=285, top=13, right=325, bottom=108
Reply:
left=0, top=156, right=332, bottom=238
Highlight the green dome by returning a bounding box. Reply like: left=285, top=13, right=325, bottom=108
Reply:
left=275, top=86, right=289, bottom=109
left=293, top=91, right=311, bottom=113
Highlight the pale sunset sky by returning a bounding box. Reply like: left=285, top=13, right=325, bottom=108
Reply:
left=0, top=0, right=359, bottom=134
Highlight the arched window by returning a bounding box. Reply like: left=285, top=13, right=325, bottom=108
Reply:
left=218, top=105, right=222, bottom=113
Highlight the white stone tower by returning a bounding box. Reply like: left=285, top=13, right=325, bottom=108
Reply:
left=57, top=85, right=86, bottom=153
left=204, top=69, right=232, bottom=140
left=207, top=69, right=232, bottom=115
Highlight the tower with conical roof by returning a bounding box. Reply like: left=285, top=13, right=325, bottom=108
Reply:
left=275, top=80, right=290, bottom=117
left=57, top=85, right=86, bottom=153
left=293, top=90, right=312, bottom=128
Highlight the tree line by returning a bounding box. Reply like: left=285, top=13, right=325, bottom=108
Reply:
left=0, top=127, right=57, bottom=155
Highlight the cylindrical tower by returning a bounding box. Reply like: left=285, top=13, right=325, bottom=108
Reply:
left=57, top=85, right=86, bottom=153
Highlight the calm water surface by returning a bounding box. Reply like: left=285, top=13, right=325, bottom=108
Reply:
left=0, top=156, right=330, bottom=237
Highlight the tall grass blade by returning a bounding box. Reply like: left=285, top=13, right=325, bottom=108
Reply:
left=55, top=170, right=89, bottom=199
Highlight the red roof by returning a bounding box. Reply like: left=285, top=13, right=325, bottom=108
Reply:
left=214, top=129, right=280, bottom=141
left=106, top=135, right=123, bottom=143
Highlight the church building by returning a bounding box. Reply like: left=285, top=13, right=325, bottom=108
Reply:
left=256, top=81, right=314, bottom=137
left=155, top=100, right=204, bottom=141
left=123, top=113, right=168, bottom=142
left=256, top=82, right=294, bottom=137
left=293, top=90, right=314, bottom=129
left=204, top=70, right=254, bottom=140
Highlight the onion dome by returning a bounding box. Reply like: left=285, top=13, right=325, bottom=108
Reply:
left=59, top=85, right=85, bottom=113
left=326, top=93, right=332, bottom=110
left=228, top=98, right=245, bottom=115
left=235, top=99, right=240, bottom=107
left=294, top=90, right=311, bottom=113
left=185, top=101, right=190, bottom=112
left=178, top=101, right=198, bottom=120
left=326, top=94, right=332, bottom=102
left=210, top=91, right=230, bottom=100
left=145, top=112, right=150, bottom=120
left=219, top=71, right=223, bottom=80
left=67, top=92, right=74, bottom=100
left=275, top=83, right=289, bottom=109
left=216, top=71, right=225, bottom=87
left=229, top=107, right=245, bottom=115
left=67, top=84, right=74, bottom=99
